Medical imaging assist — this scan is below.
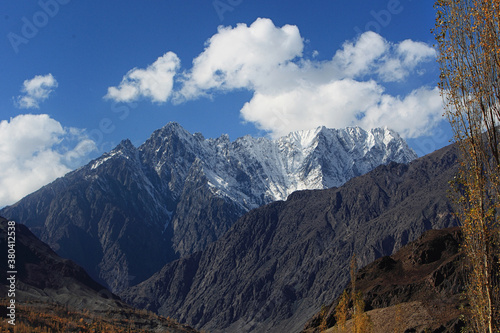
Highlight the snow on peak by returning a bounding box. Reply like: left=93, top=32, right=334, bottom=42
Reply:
left=283, top=126, right=324, bottom=149
left=137, top=124, right=416, bottom=210
left=92, top=124, right=416, bottom=211
left=90, top=139, right=138, bottom=170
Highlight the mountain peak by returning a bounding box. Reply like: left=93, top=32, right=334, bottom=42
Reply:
left=152, top=121, right=192, bottom=140
left=282, top=126, right=324, bottom=149
left=141, top=122, right=418, bottom=208
left=162, top=121, right=182, bottom=130
left=110, top=138, right=138, bottom=158
left=116, top=138, right=135, bottom=151
left=1, top=121, right=419, bottom=293
left=215, top=133, right=230, bottom=143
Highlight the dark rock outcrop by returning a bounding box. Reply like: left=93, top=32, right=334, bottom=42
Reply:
left=0, top=215, right=119, bottom=310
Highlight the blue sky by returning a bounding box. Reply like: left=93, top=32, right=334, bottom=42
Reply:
left=0, top=0, right=452, bottom=207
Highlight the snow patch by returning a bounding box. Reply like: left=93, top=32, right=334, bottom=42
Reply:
left=91, top=154, right=113, bottom=170
left=134, top=124, right=417, bottom=212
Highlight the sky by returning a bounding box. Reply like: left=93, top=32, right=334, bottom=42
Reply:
left=0, top=0, right=453, bottom=207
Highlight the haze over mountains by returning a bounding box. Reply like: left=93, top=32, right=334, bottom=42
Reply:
left=0, top=123, right=416, bottom=293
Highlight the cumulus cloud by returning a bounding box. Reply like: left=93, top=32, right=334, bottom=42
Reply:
left=105, top=52, right=180, bottom=103
left=377, top=39, right=437, bottom=82
left=14, top=74, right=58, bottom=109
left=360, top=87, right=444, bottom=138
left=331, top=31, right=388, bottom=79
left=240, top=79, right=385, bottom=136
left=176, top=20, right=440, bottom=138
left=105, top=18, right=442, bottom=138
left=0, top=114, right=96, bottom=207
left=175, top=18, right=304, bottom=100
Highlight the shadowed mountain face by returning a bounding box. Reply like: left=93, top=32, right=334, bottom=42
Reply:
left=0, top=123, right=415, bottom=292
left=0, top=216, right=118, bottom=310
left=302, top=227, right=466, bottom=333
left=0, top=216, right=199, bottom=332
left=121, top=144, right=459, bottom=333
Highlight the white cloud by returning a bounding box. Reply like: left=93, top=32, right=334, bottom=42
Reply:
left=397, top=39, right=437, bottom=68
left=15, top=74, right=58, bottom=109
left=360, top=86, right=444, bottom=138
left=105, top=52, right=180, bottom=103
left=105, top=18, right=442, bottom=139
left=0, top=114, right=96, bottom=207
left=240, top=80, right=442, bottom=138
left=240, top=79, right=385, bottom=136
left=377, top=39, right=437, bottom=82
left=331, top=31, right=388, bottom=79
left=175, top=20, right=440, bottom=138
left=175, top=18, right=303, bottom=101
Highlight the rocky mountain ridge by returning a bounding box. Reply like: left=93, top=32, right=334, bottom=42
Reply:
left=121, top=143, right=459, bottom=333
left=0, top=123, right=416, bottom=292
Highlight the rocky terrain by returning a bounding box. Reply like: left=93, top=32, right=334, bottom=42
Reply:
left=0, top=216, right=198, bottom=332
left=121, top=143, right=459, bottom=333
left=0, top=123, right=416, bottom=292
left=0, top=216, right=118, bottom=311
left=302, top=227, right=466, bottom=333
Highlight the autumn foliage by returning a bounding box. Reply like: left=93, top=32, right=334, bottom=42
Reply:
left=330, top=255, right=373, bottom=333
left=434, top=0, right=500, bottom=331
left=0, top=299, right=194, bottom=333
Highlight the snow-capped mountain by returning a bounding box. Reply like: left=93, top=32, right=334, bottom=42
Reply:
left=122, top=143, right=459, bottom=333
left=116, top=122, right=416, bottom=210
left=1, top=122, right=417, bottom=292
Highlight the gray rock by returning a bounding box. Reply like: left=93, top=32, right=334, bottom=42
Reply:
left=121, top=144, right=459, bottom=333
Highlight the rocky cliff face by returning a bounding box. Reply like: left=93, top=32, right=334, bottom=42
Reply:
left=0, top=123, right=415, bottom=292
left=121, top=144, right=459, bottom=333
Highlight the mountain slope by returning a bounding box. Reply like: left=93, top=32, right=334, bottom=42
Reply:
left=121, top=143, right=459, bottom=333
left=0, top=123, right=415, bottom=292
left=302, top=227, right=466, bottom=333
left=0, top=216, right=118, bottom=311
left=0, top=216, right=199, bottom=333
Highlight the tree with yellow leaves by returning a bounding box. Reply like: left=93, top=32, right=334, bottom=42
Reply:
left=434, top=0, right=500, bottom=331
left=333, top=255, right=372, bottom=333
left=350, top=255, right=373, bottom=333
left=334, top=290, right=349, bottom=332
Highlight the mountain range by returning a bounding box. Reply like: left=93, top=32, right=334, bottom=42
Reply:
left=121, top=143, right=459, bottom=332
left=0, top=122, right=416, bottom=293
